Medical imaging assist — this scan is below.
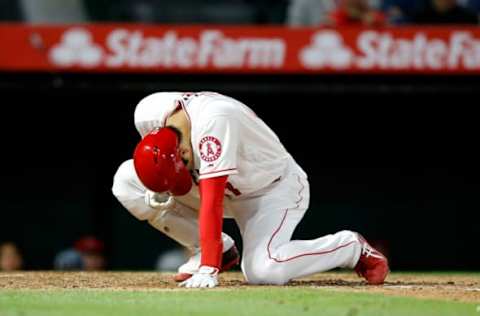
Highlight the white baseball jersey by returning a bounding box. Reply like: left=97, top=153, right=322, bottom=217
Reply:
left=134, top=92, right=300, bottom=197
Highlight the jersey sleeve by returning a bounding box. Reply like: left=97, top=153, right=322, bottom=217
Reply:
left=197, top=115, right=239, bottom=180
left=199, top=176, right=227, bottom=268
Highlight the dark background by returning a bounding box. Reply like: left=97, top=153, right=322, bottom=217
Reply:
left=0, top=73, right=478, bottom=271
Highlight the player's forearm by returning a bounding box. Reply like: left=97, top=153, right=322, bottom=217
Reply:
left=199, top=176, right=228, bottom=269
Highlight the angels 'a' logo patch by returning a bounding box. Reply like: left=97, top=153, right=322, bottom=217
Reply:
left=199, top=136, right=222, bottom=162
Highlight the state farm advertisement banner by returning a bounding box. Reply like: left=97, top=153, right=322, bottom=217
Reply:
left=1, top=23, right=480, bottom=74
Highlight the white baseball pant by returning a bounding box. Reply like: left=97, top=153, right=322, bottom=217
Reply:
left=227, top=157, right=362, bottom=284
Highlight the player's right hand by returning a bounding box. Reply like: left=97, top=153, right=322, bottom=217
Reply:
left=144, top=190, right=174, bottom=210
left=179, top=266, right=219, bottom=288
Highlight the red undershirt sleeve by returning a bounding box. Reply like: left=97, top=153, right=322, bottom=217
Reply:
left=199, top=175, right=228, bottom=268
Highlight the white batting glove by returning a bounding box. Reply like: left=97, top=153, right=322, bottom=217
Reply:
left=144, top=190, right=175, bottom=210
left=179, top=266, right=219, bottom=288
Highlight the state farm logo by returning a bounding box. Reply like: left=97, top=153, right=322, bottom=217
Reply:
left=300, top=31, right=353, bottom=69
left=300, top=30, right=480, bottom=71
left=48, top=28, right=285, bottom=69
left=47, top=27, right=480, bottom=71
left=49, top=28, right=103, bottom=67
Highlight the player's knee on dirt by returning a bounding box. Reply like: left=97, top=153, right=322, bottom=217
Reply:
left=243, top=263, right=290, bottom=285
left=241, top=255, right=291, bottom=285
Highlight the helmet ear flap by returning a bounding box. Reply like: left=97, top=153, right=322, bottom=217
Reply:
left=169, top=164, right=193, bottom=196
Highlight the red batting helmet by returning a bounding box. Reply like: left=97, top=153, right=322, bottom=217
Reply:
left=133, top=127, right=192, bottom=196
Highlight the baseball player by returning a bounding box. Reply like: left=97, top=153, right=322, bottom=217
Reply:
left=112, top=92, right=389, bottom=288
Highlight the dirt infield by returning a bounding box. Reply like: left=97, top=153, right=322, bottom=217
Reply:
left=1, top=272, right=479, bottom=303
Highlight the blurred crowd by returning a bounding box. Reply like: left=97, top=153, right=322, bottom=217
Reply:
left=1, top=237, right=188, bottom=272
left=289, top=0, right=479, bottom=26
left=0, top=0, right=479, bottom=25
left=0, top=236, right=106, bottom=272
left=0, top=242, right=23, bottom=271
left=53, top=236, right=106, bottom=271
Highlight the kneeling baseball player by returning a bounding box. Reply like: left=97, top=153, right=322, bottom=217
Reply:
left=112, top=92, right=389, bottom=288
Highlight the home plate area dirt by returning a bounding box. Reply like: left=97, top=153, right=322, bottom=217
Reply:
left=0, top=272, right=479, bottom=303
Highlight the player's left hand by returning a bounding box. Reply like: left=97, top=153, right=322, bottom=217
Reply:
left=144, top=190, right=174, bottom=210
left=179, top=266, right=219, bottom=288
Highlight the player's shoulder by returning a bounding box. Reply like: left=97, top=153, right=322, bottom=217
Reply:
left=195, top=93, right=242, bottom=119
